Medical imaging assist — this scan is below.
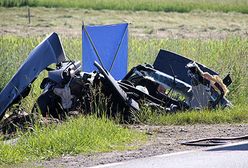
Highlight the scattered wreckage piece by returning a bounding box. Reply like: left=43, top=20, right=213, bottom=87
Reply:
left=122, top=64, right=190, bottom=111
left=35, top=59, right=140, bottom=121
left=0, top=111, right=35, bottom=135
left=35, top=60, right=85, bottom=118
left=152, top=49, right=232, bottom=109
left=0, top=32, right=65, bottom=120
left=0, top=32, right=233, bottom=125
left=0, top=110, right=63, bottom=135
left=121, top=52, right=232, bottom=111
left=186, top=62, right=232, bottom=109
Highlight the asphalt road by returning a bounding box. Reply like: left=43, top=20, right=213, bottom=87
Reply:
left=91, top=141, right=248, bottom=168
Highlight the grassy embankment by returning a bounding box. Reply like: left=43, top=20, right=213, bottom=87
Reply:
left=0, top=116, right=145, bottom=165
left=1, top=0, right=248, bottom=13
left=1, top=36, right=247, bottom=125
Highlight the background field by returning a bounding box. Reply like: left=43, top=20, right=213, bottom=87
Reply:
left=1, top=7, right=248, bottom=39
left=1, top=0, right=248, bottom=13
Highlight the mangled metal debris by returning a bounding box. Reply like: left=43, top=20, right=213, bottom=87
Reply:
left=0, top=29, right=232, bottom=125
left=0, top=33, right=65, bottom=120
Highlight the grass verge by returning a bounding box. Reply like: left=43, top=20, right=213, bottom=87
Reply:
left=1, top=0, right=248, bottom=14
left=136, top=105, right=248, bottom=125
left=0, top=116, right=146, bottom=165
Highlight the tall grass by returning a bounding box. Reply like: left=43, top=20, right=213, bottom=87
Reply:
left=1, top=0, right=248, bottom=14
left=1, top=36, right=247, bottom=104
left=0, top=116, right=145, bottom=165
left=136, top=105, right=248, bottom=125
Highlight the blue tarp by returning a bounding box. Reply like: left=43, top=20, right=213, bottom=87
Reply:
left=0, top=32, right=65, bottom=117
left=82, top=23, right=128, bottom=80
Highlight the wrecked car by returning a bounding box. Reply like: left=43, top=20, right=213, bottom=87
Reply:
left=122, top=50, right=232, bottom=111
left=0, top=24, right=232, bottom=123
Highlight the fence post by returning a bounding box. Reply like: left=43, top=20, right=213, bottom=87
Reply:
left=28, top=7, right=31, bottom=24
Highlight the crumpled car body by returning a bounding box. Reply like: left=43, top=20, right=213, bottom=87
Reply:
left=0, top=32, right=65, bottom=119
left=122, top=49, right=232, bottom=110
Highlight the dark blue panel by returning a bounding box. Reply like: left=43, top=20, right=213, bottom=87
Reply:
left=82, top=23, right=128, bottom=80
left=0, top=32, right=65, bottom=117
left=153, top=49, right=218, bottom=85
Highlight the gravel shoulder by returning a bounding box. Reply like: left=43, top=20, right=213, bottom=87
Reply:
left=32, top=124, right=248, bottom=168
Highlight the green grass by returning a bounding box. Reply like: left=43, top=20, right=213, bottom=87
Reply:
left=0, top=116, right=145, bottom=165
left=1, top=0, right=248, bottom=14
left=136, top=105, right=248, bottom=125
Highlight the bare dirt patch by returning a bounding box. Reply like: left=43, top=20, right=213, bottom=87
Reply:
left=33, top=124, right=248, bottom=167
left=1, top=7, right=248, bottom=39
